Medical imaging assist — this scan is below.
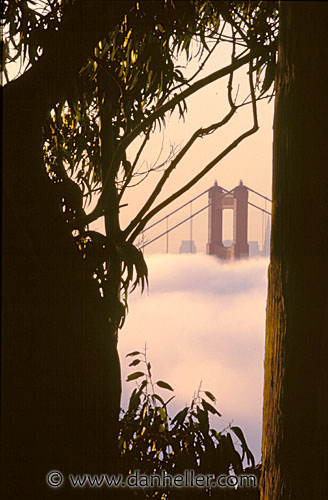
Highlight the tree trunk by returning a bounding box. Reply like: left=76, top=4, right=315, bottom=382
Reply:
left=261, top=2, right=328, bottom=499
left=2, top=73, right=122, bottom=500
left=1, top=3, right=134, bottom=498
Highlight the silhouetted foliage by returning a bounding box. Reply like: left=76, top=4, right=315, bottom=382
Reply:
left=119, top=349, right=260, bottom=499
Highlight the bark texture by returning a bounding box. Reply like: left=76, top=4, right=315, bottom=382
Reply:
left=261, top=2, right=328, bottom=499
left=1, top=2, right=133, bottom=498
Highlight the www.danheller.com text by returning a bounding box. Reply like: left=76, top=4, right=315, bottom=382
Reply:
left=46, top=469, right=257, bottom=489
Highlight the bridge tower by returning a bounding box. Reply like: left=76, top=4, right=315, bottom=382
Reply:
left=206, top=181, right=230, bottom=259
left=232, top=180, right=249, bottom=259
left=206, top=180, right=249, bottom=260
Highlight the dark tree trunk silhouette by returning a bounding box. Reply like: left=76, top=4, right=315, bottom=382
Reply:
left=1, top=2, right=134, bottom=498
left=261, top=2, right=328, bottom=499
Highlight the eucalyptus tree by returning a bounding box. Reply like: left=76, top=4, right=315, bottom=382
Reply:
left=2, top=1, right=276, bottom=497
left=261, top=2, right=328, bottom=499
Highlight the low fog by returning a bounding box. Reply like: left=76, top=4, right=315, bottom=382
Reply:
left=119, top=254, right=269, bottom=462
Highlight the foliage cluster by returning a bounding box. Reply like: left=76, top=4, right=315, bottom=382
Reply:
left=1, top=0, right=67, bottom=81
left=119, top=349, right=260, bottom=499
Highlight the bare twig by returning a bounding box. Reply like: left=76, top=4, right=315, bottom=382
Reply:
left=118, top=126, right=151, bottom=202
left=126, top=144, right=179, bottom=189
left=135, top=143, right=180, bottom=177
left=227, top=26, right=236, bottom=109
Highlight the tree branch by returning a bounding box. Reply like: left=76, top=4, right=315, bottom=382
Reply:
left=124, top=105, right=236, bottom=240
left=126, top=61, right=258, bottom=243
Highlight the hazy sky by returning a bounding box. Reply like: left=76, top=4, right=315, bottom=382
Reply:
left=119, top=254, right=268, bottom=463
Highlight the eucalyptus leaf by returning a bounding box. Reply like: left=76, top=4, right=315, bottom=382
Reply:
left=126, top=371, right=144, bottom=382
left=156, top=380, right=174, bottom=391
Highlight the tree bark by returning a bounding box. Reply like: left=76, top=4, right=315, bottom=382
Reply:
left=261, top=2, right=328, bottom=499
left=1, top=2, right=133, bottom=498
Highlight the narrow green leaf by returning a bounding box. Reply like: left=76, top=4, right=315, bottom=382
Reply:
left=226, top=432, right=243, bottom=474
left=158, top=407, right=167, bottom=422
left=126, top=351, right=141, bottom=357
left=156, top=380, right=174, bottom=392
left=196, top=407, right=209, bottom=430
left=128, top=388, right=141, bottom=412
left=204, top=390, right=216, bottom=403
left=164, top=396, right=175, bottom=407
left=129, top=359, right=141, bottom=367
left=201, top=399, right=222, bottom=416
left=137, top=379, right=148, bottom=394
left=152, top=393, right=165, bottom=406
left=172, top=407, right=188, bottom=426
left=231, top=426, right=255, bottom=467
left=126, top=371, right=144, bottom=382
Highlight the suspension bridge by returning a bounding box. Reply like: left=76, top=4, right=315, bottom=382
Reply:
left=137, top=180, right=271, bottom=259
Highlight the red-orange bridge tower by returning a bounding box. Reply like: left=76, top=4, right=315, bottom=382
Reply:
left=207, top=180, right=249, bottom=260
